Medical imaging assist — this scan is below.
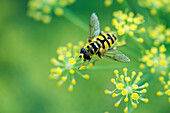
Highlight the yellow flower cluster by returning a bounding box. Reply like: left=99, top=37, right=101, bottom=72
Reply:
left=104, top=10, right=145, bottom=46
left=157, top=72, right=170, bottom=103
left=148, top=24, right=170, bottom=46
left=50, top=41, right=93, bottom=91
left=138, top=0, right=170, bottom=15
left=27, top=0, right=76, bottom=24
left=104, top=0, right=124, bottom=7
left=105, top=68, right=149, bottom=113
left=139, top=45, right=170, bottom=75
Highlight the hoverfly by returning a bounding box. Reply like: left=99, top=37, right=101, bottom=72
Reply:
left=79, top=13, right=130, bottom=68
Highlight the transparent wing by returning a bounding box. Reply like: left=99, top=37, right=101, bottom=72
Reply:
left=102, top=49, right=130, bottom=62
left=89, top=13, right=100, bottom=41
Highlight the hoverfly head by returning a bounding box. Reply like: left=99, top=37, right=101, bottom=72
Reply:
left=79, top=48, right=91, bottom=61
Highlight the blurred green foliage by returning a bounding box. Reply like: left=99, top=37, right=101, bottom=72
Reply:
left=0, top=0, right=169, bottom=113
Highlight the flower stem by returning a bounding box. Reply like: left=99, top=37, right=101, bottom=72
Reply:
left=63, top=8, right=89, bottom=32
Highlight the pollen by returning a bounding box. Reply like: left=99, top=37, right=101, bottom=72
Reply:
left=150, top=8, right=157, bottom=15
left=133, top=103, right=137, bottom=108
left=112, top=93, right=117, bottom=98
left=68, top=58, right=76, bottom=65
left=132, top=71, right=136, bottom=75
left=69, top=69, right=75, bottom=74
left=88, top=63, right=94, bottom=68
left=73, top=46, right=78, bottom=50
left=116, top=83, right=124, bottom=90
left=145, top=83, right=149, bottom=87
left=120, top=75, right=124, bottom=79
left=56, top=67, right=62, bottom=75
left=57, top=82, right=62, bottom=87
left=58, top=55, right=65, bottom=61
left=131, top=93, right=139, bottom=100
left=156, top=91, right=162, bottom=96
left=123, top=68, right=128, bottom=72
left=114, top=103, right=119, bottom=107
left=144, top=98, right=149, bottom=103
left=54, top=7, right=64, bottom=16
left=121, top=89, right=128, bottom=95
left=139, top=72, right=143, bottom=76
left=79, top=65, right=85, bottom=70
left=129, top=31, right=134, bottom=36
left=71, top=80, right=76, bottom=85
left=105, top=89, right=109, bottom=94
left=124, top=98, right=128, bottom=102
left=138, top=38, right=144, bottom=43
left=142, top=89, right=147, bottom=93
left=111, top=78, right=115, bottom=83
left=139, top=64, right=145, bottom=69
left=124, top=108, right=128, bottom=113
left=66, top=51, right=72, bottom=57
left=68, top=86, right=73, bottom=92
left=133, top=84, right=138, bottom=89
left=104, top=26, right=111, bottom=32
left=83, top=74, right=90, bottom=79
left=150, top=68, right=155, bottom=73
left=114, top=70, right=119, bottom=74
left=104, top=0, right=112, bottom=7
left=61, top=76, right=67, bottom=82
left=159, top=77, right=164, bottom=82
left=140, top=27, right=145, bottom=33
left=67, top=43, right=72, bottom=48
left=125, top=77, right=131, bottom=82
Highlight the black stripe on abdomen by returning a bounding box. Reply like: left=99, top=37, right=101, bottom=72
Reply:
left=101, top=35, right=111, bottom=48
left=90, top=42, right=98, bottom=52
left=112, top=34, right=117, bottom=40
left=97, top=38, right=105, bottom=49
left=107, top=33, right=114, bottom=44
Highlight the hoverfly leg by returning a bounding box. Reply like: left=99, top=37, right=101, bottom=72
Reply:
left=100, top=31, right=105, bottom=35
left=93, top=57, right=102, bottom=65
left=88, top=39, right=92, bottom=43
left=77, top=60, right=90, bottom=70
left=93, top=52, right=102, bottom=65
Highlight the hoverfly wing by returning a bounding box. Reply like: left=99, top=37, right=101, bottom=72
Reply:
left=89, top=13, right=100, bottom=42
left=102, top=49, right=130, bottom=62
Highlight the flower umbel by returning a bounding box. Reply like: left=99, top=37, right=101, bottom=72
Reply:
left=105, top=68, right=149, bottom=112
left=104, top=10, right=145, bottom=46
left=27, top=0, right=76, bottom=24
left=139, top=45, right=169, bottom=75
left=50, top=41, right=93, bottom=91
left=157, top=72, right=170, bottom=103
left=148, top=24, right=170, bottom=46
left=138, top=0, right=170, bottom=15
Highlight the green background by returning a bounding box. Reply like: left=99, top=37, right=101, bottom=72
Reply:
left=0, top=0, right=169, bottom=113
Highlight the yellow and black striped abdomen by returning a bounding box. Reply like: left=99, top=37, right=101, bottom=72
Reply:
left=84, top=33, right=117, bottom=56
left=94, top=33, right=117, bottom=50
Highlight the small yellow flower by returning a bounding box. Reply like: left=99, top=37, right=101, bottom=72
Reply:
left=116, top=83, right=124, bottom=90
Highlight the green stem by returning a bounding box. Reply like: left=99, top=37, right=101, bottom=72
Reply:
left=63, top=8, right=89, bottom=32
left=85, top=64, right=139, bottom=71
